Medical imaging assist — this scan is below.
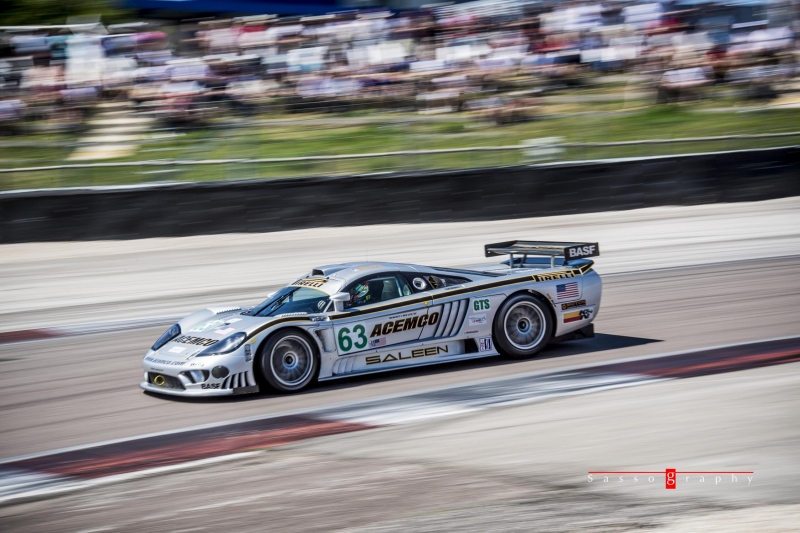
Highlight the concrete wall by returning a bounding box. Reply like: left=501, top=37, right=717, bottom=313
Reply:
left=1, top=147, right=798, bottom=243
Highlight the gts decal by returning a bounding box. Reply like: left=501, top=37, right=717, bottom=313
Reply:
left=366, top=345, right=449, bottom=365
left=369, top=312, right=440, bottom=337
left=473, top=298, right=490, bottom=311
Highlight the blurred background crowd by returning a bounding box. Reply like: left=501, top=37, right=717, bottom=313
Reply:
left=0, top=0, right=798, bottom=184
left=1, top=0, right=797, bottom=131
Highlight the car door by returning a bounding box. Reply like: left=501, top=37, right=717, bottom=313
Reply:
left=332, top=272, right=434, bottom=359
left=403, top=272, right=473, bottom=342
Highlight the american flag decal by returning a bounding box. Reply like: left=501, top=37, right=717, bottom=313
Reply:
left=556, top=282, right=579, bottom=300
left=369, top=337, right=387, bottom=348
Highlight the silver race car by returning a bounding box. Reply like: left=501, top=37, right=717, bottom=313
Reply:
left=140, top=240, right=601, bottom=397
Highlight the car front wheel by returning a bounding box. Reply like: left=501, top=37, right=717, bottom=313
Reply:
left=493, top=293, right=554, bottom=359
left=258, top=329, right=318, bottom=393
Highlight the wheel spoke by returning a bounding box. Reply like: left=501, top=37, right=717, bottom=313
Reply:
left=270, top=335, right=313, bottom=387
left=504, top=302, right=545, bottom=350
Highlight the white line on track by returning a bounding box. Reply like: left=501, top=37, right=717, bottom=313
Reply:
left=0, top=451, right=262, bottom=506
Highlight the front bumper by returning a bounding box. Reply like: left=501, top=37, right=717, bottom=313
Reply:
left=141, top=348, right=259, bottom=398
left=139, top=380, right=258, bottom=397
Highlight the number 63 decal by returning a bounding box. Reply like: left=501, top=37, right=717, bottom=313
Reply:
left=336, top=324, right=368, bottom=354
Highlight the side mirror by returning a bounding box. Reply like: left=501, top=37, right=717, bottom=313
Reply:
left=331, top=292, right=350, bottom=312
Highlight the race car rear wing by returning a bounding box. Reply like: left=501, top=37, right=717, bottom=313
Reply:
left=484, top=240, right=600, bottom=268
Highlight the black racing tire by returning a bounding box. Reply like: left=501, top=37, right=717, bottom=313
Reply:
left=492, top=293, right=554, bottom=359
left=257, top=329, right=319, bottom=393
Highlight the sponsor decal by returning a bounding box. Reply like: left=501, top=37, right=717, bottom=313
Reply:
left=473, top=298, right=491, bottom=312
left=352, top=264, right=383, bottom=271
left=369, top=312, right=440, bottom=338
left=556, top=281, right=580, bottom=301
left=369, top=337, right=387, bottom=348
left=465, top=329, right=479, bottom=334
left=469, top=314, right=487, bottom=326
left=478, top=337, right=493, bottom=352
left=291, top=278, right=327, bottom=289
left=387, top=311, right=416, bottom=321
left=337, top=324, right=369, bottom=353
left=339, top=313, right=442, bottom=353
left=323, top=271, right=586, bottom=324
left=564, top=309, right=593, bottom=323
left=366, top=345, right=449, bottom=365
left=561, top=299, right=586, bottom=311
left=191, top=319, right=226, bottom=332
left=565, top=243, right=599, bottom=260
left=244, top=344, right=252, bottom=362
left=145, top=356, right=187, bottom=366
left=214, top=327, right=236, bottom=335
left=201, top=383, right=221, bottom=389
left=173, top=335, right=218, bottom=347
left=168, top=346, right=186, bottom=354
left=533, top=270, right=580, bottom=282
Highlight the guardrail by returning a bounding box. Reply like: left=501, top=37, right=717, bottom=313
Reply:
left=1, top=131, right=799, bottom=174
left=2, top=146, right=798, bottom=243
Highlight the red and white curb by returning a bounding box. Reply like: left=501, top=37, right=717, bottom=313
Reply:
left=1, top=335, right=799, bottom=505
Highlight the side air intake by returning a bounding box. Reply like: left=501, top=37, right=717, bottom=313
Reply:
left=427, top=299, right=468, bottom=339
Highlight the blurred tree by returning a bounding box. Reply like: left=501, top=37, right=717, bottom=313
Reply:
left=0, top=0, right=135, bottom=26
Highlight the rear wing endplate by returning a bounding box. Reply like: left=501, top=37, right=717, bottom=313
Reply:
left=484, top=240, right=600, bottom=267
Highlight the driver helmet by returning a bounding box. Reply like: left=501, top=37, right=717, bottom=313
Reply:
left=353, top=283, right=370, bottom=302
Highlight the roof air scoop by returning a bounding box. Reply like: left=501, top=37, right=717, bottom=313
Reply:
left=310, top=264, right=348, bottom=276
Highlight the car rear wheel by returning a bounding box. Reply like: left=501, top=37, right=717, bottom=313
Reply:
left=493, top=293, right=553, bottom=359
left=258, top=329, right=318, bottom=393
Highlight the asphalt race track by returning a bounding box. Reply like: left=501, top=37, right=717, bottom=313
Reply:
left=0, top=255, right=797, bottom=460
left=0, top=199, right=799, bottom=532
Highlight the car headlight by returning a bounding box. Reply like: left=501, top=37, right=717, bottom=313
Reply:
left=197, top=332, right=247, bottom=357
left=152, top=323, right=181, bottom=351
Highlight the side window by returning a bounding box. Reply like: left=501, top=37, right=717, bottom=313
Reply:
left=345, top=274, right=413, bottom=309
left=404, top=273, right=471, bottom=291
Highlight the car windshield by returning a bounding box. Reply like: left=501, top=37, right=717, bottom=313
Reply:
left=248, top=287, right=330, bottom=317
